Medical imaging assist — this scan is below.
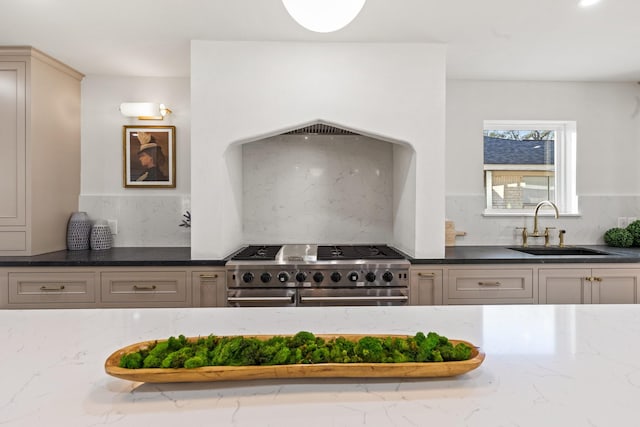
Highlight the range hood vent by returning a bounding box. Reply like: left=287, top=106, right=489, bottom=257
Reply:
left=283, top=123, right=359, bottom=136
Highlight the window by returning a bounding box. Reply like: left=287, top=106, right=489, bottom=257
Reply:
left=483, top=120, right=577, bottom=215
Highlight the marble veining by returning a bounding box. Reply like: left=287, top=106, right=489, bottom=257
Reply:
left=2, top=305, right=640, bottom=426
left=243, top=135, right=394, bottom=244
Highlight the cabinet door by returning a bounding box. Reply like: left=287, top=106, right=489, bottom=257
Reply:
left=591, top=269, right=639, bottom=304
left=538, top=269, right=591, bottom=304
left=192, top=270, right=226, bottom=307
left=409, top=269, right=443, bottom=305
left=0, top=62, right=26, bottom=228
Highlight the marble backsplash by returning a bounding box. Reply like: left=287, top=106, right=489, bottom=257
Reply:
left=79, top=195, right=191, bottom=247
left=242, top=134, right=394, bottom=244
left=78, top=192, right=638, bottom=251
left=446, top=194, right=640, bottom=246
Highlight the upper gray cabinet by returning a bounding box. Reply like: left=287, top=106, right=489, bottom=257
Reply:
left=0, top=47, right=83, bottom=255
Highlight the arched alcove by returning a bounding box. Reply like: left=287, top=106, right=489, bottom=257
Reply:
left=223, top=120, right=416, bottom=245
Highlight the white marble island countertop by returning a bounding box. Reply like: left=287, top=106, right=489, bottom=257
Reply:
left=3, top=305, right=640, bottom=427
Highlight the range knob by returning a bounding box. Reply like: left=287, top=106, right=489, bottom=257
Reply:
left=382, top=271, right=394, bottom=282
left=260, top=272, right=272, bottom=283
left=330, top=272, right=342, bottom=283
left=277, top=272, right=290, bottom=283
left=242, top=272, right=254, bottom=283
left=313, top=272, right=324, bottom=283
left=348, top=271, right=359, bottom=282
left=365, top=272, right=376, bottom=282
left=295, top=272, right=307, bottom=282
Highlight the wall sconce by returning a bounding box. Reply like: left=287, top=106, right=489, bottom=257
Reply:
left=282, top=0, right=366, bottom=33
left=119, top=102, right=172, bottom=120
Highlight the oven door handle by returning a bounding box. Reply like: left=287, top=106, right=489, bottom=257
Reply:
left=227, top=296, right=295, bottom=303
left=299, top=295, right=408, bottom=303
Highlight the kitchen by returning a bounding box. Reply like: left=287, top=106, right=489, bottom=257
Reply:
left=2, top=0, right=640, bottom=425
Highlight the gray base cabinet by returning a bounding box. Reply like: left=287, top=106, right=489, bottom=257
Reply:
left=100, top=270, right=189, bottom=308
left=0, top=267, right=227, bottom=309
left=191, top=270, right=226, bottom=307
left=2, top=263, right=638, bottom=308
left=409, top=269, right=443, bottom=305
left=7, top=270, right=97, bottom=308
left=539, top=268, right=640, bottom=304
left=446, top=267, right=535, bottom=305
left=409, top=263, right=640, bottom=306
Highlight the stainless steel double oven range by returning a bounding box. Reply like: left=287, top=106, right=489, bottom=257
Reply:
left=225, top=244, right=410, bottom=307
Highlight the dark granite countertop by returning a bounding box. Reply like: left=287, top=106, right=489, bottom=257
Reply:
left=2, top=245, right=640, bottom=267
left=0, top=247, right=226, bottom=267
left=410, top=245, right=640, bottom=264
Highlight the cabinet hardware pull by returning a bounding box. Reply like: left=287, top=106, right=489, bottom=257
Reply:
left=478, top=281, right=501, bottom=286
left=593, top=277, right=602, bottom=282
left=418, top=272, right=435, bottom=278
left=199, top=274, right=218, bottom=279
left=585, top=277, right=594, bottom=282
left=40, top=285, right=65, bottom=291
left=133, top=285, right=157, bottom=291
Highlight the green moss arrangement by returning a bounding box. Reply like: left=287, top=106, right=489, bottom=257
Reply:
left=626, top=220, right=640, bottom=246
left=118, top=331, right=473, bottom=369
left=604, top=227, right=634, bottom=248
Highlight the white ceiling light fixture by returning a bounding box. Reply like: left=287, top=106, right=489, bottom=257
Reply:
left=282, top=0, right=366, bottom=33
left=119, top=102, right=172, bottom=120
left=578, top=0, right=602, bottom=7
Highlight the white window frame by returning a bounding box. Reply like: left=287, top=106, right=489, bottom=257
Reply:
left=483, top=120, right=578, bottom=216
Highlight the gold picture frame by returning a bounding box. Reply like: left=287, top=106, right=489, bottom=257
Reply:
left=123, top=125, right=176, bottom=188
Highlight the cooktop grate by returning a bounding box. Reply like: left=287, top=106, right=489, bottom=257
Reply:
left=316, top=245, right=406, bottom=260
left=231, top=245, right=282, bottom=260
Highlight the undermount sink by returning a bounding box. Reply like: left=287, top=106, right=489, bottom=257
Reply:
left=509, top=246, right=611, bottom=256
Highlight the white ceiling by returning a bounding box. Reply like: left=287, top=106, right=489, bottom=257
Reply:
left=1, top=0, right=639, bottom=81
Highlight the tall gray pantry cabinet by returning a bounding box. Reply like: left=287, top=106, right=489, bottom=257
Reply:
left=0, top=46, right=83, bottom=255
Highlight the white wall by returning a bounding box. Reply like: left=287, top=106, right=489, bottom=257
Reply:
left=76, top=67, right=640, bottom=252
left=79, top=75, right=191, bottom=247
left=191, top=41, right=446, bottom=259
left=446, top=80, right=640, bottom=246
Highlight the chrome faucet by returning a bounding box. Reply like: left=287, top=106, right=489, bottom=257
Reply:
left=516, top=200, right=560, bottom=247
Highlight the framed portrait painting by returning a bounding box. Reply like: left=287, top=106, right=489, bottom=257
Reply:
left=123, top=125, right=176, bottom=188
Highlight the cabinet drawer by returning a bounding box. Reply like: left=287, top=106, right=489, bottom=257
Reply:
left=448, top=269, right=533, bottom=301
left=8, top=271, right=96, bottom=304
left=100, top=271, right=187, bottom=305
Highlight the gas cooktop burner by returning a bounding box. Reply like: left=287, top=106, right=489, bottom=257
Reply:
left=329, top=247, right=343, bottom=257
left=256, top=248, right=268, bottom=257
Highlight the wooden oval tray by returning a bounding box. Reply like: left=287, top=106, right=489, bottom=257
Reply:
left=105, top=334, right=485, bottom=383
